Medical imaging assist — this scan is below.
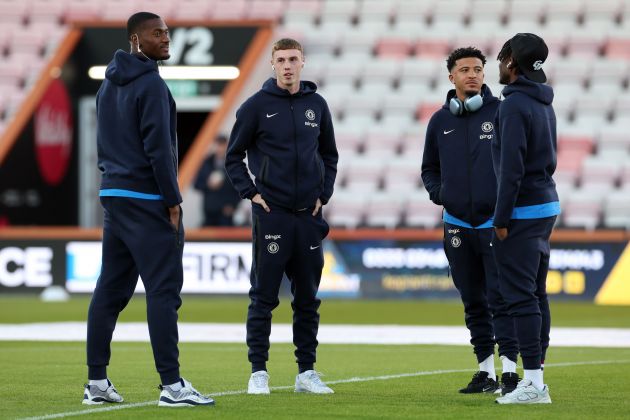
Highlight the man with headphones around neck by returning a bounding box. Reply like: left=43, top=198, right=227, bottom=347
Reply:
left=493, top=33, right=560, bottom=405
left=85, top=12, right=213, bottom=407
left=421, top=47, right=519, bottom=396
left=225, top=38, right=338, bottom=395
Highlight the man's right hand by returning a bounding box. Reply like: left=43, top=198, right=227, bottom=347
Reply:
left=169, top=205, right=181, bottom=232
left=252, top=193, right=270, bottom=212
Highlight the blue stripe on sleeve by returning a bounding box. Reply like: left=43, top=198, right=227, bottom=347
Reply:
left=99, top=189, right=163, bottom=200
left=511, top=201, right=561, bottom=219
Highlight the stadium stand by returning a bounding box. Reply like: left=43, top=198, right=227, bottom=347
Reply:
left=0, top=0, right=629, bottom=229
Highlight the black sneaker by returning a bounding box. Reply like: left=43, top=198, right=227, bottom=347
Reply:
left=499, top=372, right=520, bottom=395
left=459, top=371, right=499, bottom=394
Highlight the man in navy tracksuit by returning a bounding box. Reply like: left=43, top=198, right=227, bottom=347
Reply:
left=422, top=47, right=519, bottom=396
left=85, top=12, right=212, bottom=407
left=225, top=38, right=338, bottom=395
left=493, top=33, right=560, bottom=405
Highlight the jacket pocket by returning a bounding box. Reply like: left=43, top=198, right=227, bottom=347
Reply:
left=259, top=155, right=269, bottom=184
left=316, top=154, right=325, bottom=185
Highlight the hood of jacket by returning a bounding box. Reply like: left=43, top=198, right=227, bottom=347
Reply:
left=502, top=75, right=554, bottom=105
left=261, top=77, right=318, bottom=97
left=105, top=49, right=158, bottom=86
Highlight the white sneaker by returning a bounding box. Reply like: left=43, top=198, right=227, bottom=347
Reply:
left=82, top=379, right=124, bottom=405
left=295, top=370, right=334, bottom=394
left=158, top=378, right=214, bottom=407
left=495, top=379, right=551, bottom=404
left=248, top=371, right=270, bottom=394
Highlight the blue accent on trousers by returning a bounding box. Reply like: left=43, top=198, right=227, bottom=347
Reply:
left=86, top=197, right=184, bottom=384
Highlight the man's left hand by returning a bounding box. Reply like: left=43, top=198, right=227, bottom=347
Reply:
left=495, top=227, right=508, bottom=241
left=312, top=199, right=322, bottom=216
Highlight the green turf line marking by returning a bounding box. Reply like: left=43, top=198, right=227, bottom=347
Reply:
left=19, top=359, right=630, bottom=420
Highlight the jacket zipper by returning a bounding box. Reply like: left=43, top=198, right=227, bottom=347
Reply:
left=466, top=117, right=474, bottom=227
left=290, top=97, right=298, bottom=211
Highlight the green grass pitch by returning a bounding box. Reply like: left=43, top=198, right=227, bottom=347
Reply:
left=1, top=296, right=629, bottom=419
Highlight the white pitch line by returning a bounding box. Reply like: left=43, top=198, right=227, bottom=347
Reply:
left=3, top=323, right=630, bottom=347
left=18, top=359, right=630, bottom=420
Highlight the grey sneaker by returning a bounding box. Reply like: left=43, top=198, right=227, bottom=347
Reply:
left=495, top=379, right=551, bottom=404
left=158, top=378, right=215, bottom=407
left=248, top=371, right=270, bottom=394
left=82, top=379, right=124, bottom=405
left=295, top=370, right=334, bottom=394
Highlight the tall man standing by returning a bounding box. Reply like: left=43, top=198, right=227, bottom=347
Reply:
left=84, top=12, right=213, bottom=407
left=492, top=33, right=560, bottom=404
left=422, top=47, right=519, bottom=396
left=225, top=38, right=338, bottom=395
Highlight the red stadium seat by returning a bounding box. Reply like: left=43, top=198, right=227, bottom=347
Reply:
left=374, top=38, right=412, bottom=58
left=412, top=39, right=451, bottom=58
left=604, top=37, right=630, bottom=59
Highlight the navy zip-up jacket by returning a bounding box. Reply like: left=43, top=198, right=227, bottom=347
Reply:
left=96, top=50, right=181, bottom=207
left=225, top=78, right=338, bottom=211
left=421, top=85, right=500, bottom=227
left=492, top=76, right=559, bottom=228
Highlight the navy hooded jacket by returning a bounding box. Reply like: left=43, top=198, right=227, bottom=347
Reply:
left=96, top=50, right=181, bottom=207
left=492, top=76, right=560, bottom=228
left=225, top=78, right=338, bottom=211
left=421, top=85, right=500, bottom=228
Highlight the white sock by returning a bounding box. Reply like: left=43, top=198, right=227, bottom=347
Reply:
left=500, top=355, right=517, bottom=374
left=166, top=379, right=183, bottom=391
left=88, top=379, right=109, bottom=390
left=524, top=369, right=544, bottom=391
left=479, top=354, right=496, bottom=381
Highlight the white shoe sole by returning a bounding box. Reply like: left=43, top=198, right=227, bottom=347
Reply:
left=82, top=399, right=105, bottom=405
left=247, top=389, right=270, bottom=395
left=496, top=396, right=552, bottom=404
left=82, top=396, right=123, bottom=405
left=294, top=387, right=334, bottom=394
left=158, top=400, right=214, bottom=407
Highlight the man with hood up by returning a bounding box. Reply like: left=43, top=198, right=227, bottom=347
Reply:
left=225, top=38, right=338, bottom=395
left=421, top=47, right=519, bottom=397
left=493, top=33, right=560, bottom=405
left=84, top=12, right=213, bottom=407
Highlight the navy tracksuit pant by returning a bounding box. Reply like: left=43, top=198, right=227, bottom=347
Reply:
left=247, top=203, right=329, bottom=372
left=87, top=197, right=184, bottom=385
left=492, top=216, right=556, bottom=370
left=443, top=223, right=518, bottom=363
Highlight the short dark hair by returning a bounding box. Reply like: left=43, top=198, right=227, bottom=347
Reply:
left=127, top=12, right=161, bottom=38
left=271, top=38, right=304, bottom=57
left=446, top=47, right=487, bottom=72
left=496, top=40, right=512, bottom=63
left=496, top=40, right=521, bottom=74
